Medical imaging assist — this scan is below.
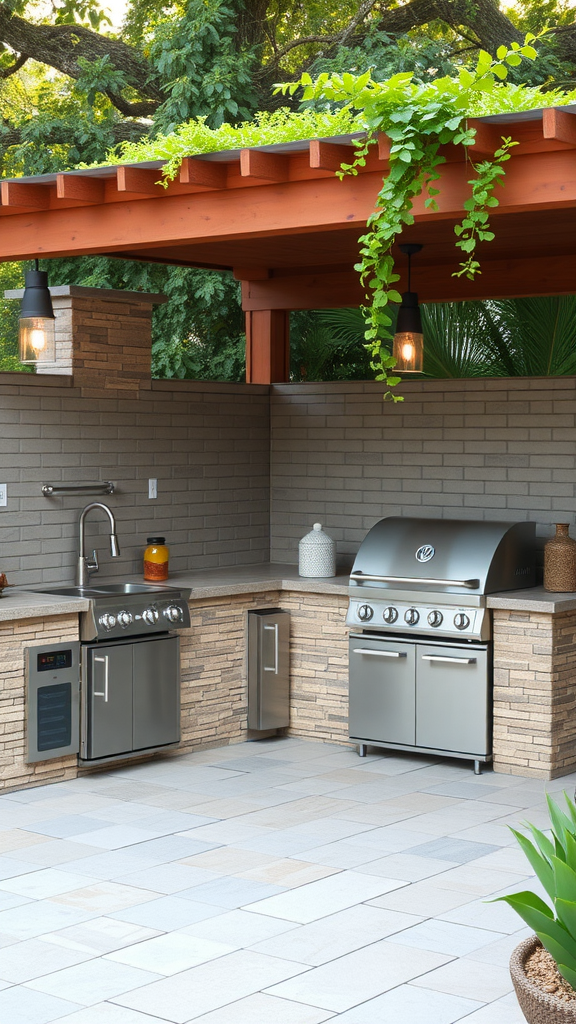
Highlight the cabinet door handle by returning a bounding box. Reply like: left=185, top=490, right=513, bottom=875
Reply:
left=263, top=623, right=279, bottom=674
left=352, top=648, right=407, bottom=658
left=93, top=655, right=109, bottom=701
left=421, top=655, right=476, bottom=665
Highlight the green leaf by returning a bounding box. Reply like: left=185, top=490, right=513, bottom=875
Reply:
left=556, top=898, right=576, bottom=938
left=552, top=855, right=576, bottom=904
left=496, top=45, right=508, bottom=60
left=510, top=827, right=555, bottom=899
left=557, top=962, right=576, bottom=990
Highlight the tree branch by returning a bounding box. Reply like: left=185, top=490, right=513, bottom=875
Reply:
left=0, top=52, right=29, bottom=78
left=0, top=117, right=150, bottom=151
left=274, top=0, right=380, bottom=62
left=0, top=7, right=165, bottom=105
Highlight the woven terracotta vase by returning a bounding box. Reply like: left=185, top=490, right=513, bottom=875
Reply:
left=510, top=936, right=576, bottom=1024
left=544, top=524, right=576, bottom=593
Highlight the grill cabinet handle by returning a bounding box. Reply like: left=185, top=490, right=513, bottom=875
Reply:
left=350, top=572, right=480, bottom=590
left=422, top=655, right=477, bottom=665
left=93, top=655, right=109, bottom=701
left=263, top=623, right=279, bottom=674
left=352, top=648, right=407, bottom=659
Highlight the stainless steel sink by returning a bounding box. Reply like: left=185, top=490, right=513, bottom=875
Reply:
left=32, top=583, right=171, bottom=598
left=91, top=583, right=170, bottom=595
left=38, top=587, right=104, bottom=597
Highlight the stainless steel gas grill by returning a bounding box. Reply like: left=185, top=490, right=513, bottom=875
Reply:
left=346, top=517, right=536, bottom=773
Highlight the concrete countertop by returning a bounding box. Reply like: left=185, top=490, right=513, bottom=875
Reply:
left=169, top=564, right=352, bottom=600
left=0, top=564, right=350, bottom=625
left=487, top=586, right=576, bottom=613
left=0, top=590, right=89, bottom=623
left=8, top=569, right=572, bottom=623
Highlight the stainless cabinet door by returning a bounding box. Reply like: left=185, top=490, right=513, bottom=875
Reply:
left=416, top=643, right=490, bottom=756
left=348, top=636, right=415, bottom=745
left=132, top=635, right=180, bottom=750
left=248, top=610, right=290, bottom=730
left=85, top=642, right=133, bottom=759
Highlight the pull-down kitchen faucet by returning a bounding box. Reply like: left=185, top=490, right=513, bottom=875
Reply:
left=77, top=502, right=120, bottom=587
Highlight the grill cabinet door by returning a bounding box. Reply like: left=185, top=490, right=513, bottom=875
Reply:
left=349, top=636, right=415, bottom=745
left=133, top=634, right=180, bottom=750
left=84, top=642, right=133, bottom=759
left=416, top=643, right=490, bottom=757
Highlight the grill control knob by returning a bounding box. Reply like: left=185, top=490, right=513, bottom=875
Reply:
left=383, top=606, right=398, bottom=624
left=165, top=604, right=183, bottom=623
left=454, top=612, right=470, bottom=630
left=117, top=610, right=133, bottom=629
left=142, top=606, right=159, bottom=626
left=357, top=604, right=374, bottom=621
left=428, top=610, right=443, bottom=627
left=404, top=607, right=420, bottom=625
left=98, top=612, right=117, bottom=631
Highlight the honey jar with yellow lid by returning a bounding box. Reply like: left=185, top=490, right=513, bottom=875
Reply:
left=144, top=537, right=169, bottom=582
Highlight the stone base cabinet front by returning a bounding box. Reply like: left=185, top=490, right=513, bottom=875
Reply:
left=510, top=935, right=576, bottom=1024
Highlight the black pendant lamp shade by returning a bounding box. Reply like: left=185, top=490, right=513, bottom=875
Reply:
left=19, top=260, right=56, bottom=365
left=392, top=243, right=424, bottom=373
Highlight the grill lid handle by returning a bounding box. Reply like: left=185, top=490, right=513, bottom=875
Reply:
left=349, top=572, right=480, bottom=589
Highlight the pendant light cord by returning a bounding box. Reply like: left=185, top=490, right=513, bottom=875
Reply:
left=34, top=258, right=39, bottom=272
left=407, top=252, right=412, bottom=293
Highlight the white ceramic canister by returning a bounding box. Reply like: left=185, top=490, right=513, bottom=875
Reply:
left=299, top=523, right=336, bottom=577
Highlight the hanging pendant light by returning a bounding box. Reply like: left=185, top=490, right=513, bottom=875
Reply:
left=19, top=260, right=56, bottom=365
left=392, top=243, right=424, bottom=373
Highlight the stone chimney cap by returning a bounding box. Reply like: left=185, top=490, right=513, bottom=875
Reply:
left=4, top=285, right=167, bottom=304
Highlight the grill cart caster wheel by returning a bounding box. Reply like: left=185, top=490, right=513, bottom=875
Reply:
left=474, top=760, right=482, bottom=775
left=359, top=744, right=367, bottom=757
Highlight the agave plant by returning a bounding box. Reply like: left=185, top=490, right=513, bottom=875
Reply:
left=495, top=793, right=576, bottom=990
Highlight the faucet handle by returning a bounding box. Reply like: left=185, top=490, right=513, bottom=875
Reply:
left=87, top=549, right=99, bottom=575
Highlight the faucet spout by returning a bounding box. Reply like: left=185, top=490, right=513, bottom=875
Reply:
left=77, top=502, right=120, bottom=587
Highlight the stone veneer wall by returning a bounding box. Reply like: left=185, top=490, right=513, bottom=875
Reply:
left=493, top=608, right=576, bottom=779
left=281, top=591, right=349, bottom=744
left=180, top=591, right=350, bottom=753
left=0, top=376, right=270, bottom=586
left=0, top=615, right=79, bottom=790
left=270, top=376, right=576, bottom=566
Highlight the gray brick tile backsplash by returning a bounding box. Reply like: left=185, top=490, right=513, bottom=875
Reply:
left=1, top=376, right=575, bottom=578
left=0, top=381, right=270, bottom=582
left=270, top=378, right=576, bottom=566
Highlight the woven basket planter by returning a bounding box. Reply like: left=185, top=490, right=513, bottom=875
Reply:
left=510, top=936, right=576, bottom=1024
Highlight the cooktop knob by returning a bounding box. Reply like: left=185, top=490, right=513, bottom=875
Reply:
left=428, top=610, right=443, bottom=627
left=404, top=607, right=420, bottom=625
left=142, top=606, right=159, bottom=626
left=383, top=606, right=398, bottom=624
left=98, top=612, right=117, bottom=631
left=165, top=604, right=183, bottom=623
left=357, top=604, right=373, bottom=621
left=454, top=612, right=470, bottom=630
left=117, top=610, right=133, bottom=628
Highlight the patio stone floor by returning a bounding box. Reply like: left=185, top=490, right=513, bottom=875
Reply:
left=0, top=735, right=567, bottom=1023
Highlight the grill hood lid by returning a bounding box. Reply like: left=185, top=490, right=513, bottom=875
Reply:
left=350, top=517, right=536, bottom=595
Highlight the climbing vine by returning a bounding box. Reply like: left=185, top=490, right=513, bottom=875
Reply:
left=278, top=36, right=541, bottom=400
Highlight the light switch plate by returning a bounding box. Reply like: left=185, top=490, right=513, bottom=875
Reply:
left=0, top=484, right=6, bottom=507
left=148, top=478, right=157, bottom=499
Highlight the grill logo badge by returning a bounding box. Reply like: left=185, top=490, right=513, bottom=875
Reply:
left=416, top=544, right=435, bottom=562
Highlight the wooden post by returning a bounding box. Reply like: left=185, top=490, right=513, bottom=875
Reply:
left=245, top=309, right=290, bottom=384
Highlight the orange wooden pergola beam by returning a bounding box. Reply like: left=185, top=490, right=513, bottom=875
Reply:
left=1, top=148, right=576, bottom=263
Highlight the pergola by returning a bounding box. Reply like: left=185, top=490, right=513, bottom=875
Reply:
left=2, top=105, right=576, bottom=383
